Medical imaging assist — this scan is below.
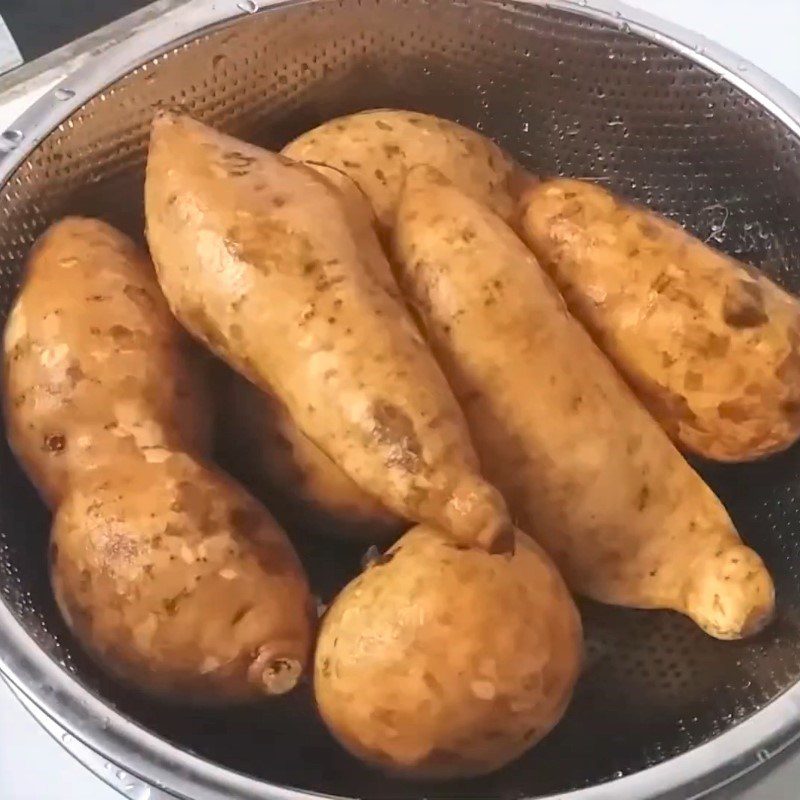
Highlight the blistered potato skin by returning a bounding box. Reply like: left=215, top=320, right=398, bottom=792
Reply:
left=145, top=113, right=511, bottom=552
left=392, top=167, right=774, bottom=640
left=282, top=108, right=521, bottom=230
left=3, top=217, right=313, bottom=701
left=225, top=371, right=403, bottom=542
left=315, top=525, right=582, bottom=779
left=519, top=178, right=800, bottom=462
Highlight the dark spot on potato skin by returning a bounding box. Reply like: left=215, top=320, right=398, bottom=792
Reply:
left=109, top=325, right=133, bottom=342
left=66, top=361, right=86, bottom=386
left=229, top=506, right=263, bottom=540
left=373, top=551, right=395, bottom=567
left=370, top=401, right=422, bottom=474
left=163, top=587, right=191, bottom=615
left=717, top=400, right=751, bottom=423
left=123, top=284, right=156, bottom=311
left=782, top=399, right=800, bottom=416
left=44, top=432, right=67, bottom=452
left=638, top=219, right=661, bottom=240
left=723, top=279, right=768, bottom=328
left=232, top=604, right=252, bottom=625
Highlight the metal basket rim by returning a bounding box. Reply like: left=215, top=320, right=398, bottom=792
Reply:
left=1, top=1, right=799, bottom=799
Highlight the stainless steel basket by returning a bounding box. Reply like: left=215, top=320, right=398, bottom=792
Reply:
left=1, top=1, right=800, bottom=798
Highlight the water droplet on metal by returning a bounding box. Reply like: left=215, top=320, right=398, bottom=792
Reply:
left=116, top=769, right=128, bottom=781
left=54, top=87, right=75, bottom=101
left=738, top=61, right=748, bottom=71
left=578, top=0, right=587, bottom=5
left=125, top=784, right=151, bottom=800
left=757, top=748, right=770, bottom=763
left=522, top=121, right=530, bottom=133
left=0, top=129, right=22, bottom=151
left=620, top=22, right=631, bottom=34
left=237, top=0, right=258, bottom=12
left=61, top=732, right=73, bottom=745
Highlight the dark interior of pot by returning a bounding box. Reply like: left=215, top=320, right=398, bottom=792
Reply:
left=1, top=1, right=800, bottom=797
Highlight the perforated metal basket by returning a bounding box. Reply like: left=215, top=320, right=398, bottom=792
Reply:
left=1, top=1, right=800, bottom=798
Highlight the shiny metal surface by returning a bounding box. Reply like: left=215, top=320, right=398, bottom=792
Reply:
left=0, top=1, right=799, bottom=799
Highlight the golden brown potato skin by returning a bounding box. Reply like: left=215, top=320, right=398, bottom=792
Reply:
left=282, top=108, right=521, bottom=230
left=3, top=219, right=210, bottom=507
left=145, top=112, right=511, bottom=552
left=519, top=178, right=800, bottom=461
left=315, top=525, right=582, bottom=779
left=3, top=217, right=313, bottom=701
left=393, top=167, right=774, bottom=640
left=224, top=371, right=403, bottom=542
left=53, top=455, right=312, bottom=700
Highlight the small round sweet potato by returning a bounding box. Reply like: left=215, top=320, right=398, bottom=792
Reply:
left=315, top=525, right=582, bottom=779
left=282, top=108, right=523, bottom=230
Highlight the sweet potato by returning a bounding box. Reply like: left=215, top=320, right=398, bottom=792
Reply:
left=145, top=113, right=511, bottom=552
left=315, top=525, right=582, bottom=778
left=392, top=167, right=774, bottom=639
left=282, top=108, right=522, bottom=230
left=3, top=217, right=313, bottom=700
left=518, top=178, right=800, bottom=461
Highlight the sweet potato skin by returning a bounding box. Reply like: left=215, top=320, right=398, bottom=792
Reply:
left=223, top=370, right=403, bottom=542
left=519, top=178, right=800, bottom=462
left=145, top=113, right=511, bottom=552
left=315, top=525, right=582, bottom=779
left=282, top=108, right=522, bottom=230
left=392, top=167, right=774, bottom=640
left=3, top=217, right=313, bottom=701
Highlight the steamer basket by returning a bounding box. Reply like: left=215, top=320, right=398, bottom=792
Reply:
left=1, top=1, right=800, bottom=798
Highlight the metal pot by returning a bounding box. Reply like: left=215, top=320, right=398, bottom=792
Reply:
left=1, top=1, right=800, bottom=798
